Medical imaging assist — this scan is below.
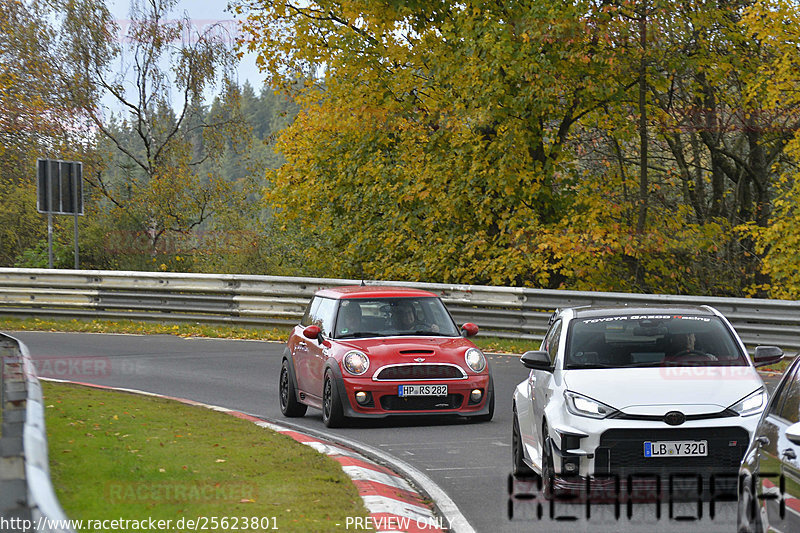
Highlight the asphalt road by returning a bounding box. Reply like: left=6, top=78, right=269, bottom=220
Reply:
left=9, top=331, right=762, bottom=533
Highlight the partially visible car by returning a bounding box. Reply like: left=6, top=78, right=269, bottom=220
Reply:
left=738, top=354, right=800, bottom=533
left=511, top=306, right=783, bottom=500
left=279, top=285, right=493, bottom=427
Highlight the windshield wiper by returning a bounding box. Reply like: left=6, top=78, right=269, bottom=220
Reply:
left=565, top=362, right=620, bottom=369
left=621, top=361, right=664, bottom=368
left=337, top=332, right=382, bottom=339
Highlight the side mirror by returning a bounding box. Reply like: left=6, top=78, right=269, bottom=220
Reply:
left=753, top=345, right=783, bottom=367
left=461, top=323, right=479, bottom=337
left=520, top=350, right=553, bottom=371
left=303, top=325, right=321, bottom=339
left=787, top=422, right=800, bottom=446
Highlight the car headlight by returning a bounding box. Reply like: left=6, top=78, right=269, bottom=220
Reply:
left=729, top=387, right=767, bottom=417
left=343, top=350, right=369, bottom=375
left=564, top=391, right=617, bottom=419
left=464, top=348, right=486, bottom=372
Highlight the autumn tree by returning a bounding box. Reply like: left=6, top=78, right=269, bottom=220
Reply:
left=0, top=0, right=102, bottom=266
left=741, top=0, right=800, bottom=298
left=62, top=0, right=252, bottom=257
left=235, top=0, right=639, bottom=286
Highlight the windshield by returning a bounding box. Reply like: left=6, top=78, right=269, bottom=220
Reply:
left=565, top=314, right=748, bottom=369
left=334, top=297, right=460, bottom=339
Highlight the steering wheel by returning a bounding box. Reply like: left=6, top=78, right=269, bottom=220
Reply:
left=670, top=350, right=717, bottom=361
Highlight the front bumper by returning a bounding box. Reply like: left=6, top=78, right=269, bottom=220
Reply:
left=335, top=370, right=492, bottom=418
left=543, top=412, right=759, bottom=498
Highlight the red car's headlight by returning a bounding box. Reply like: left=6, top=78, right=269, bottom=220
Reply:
left=343, top=350, right=370, bottom=375
left=464, top=348, right=486, bottom=373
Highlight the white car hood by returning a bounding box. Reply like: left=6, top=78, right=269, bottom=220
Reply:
left=563, top=367, right=763, bottom=415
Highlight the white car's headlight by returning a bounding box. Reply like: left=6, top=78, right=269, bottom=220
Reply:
left=564, top=391, right=617, bottom=419
left=343, top=350, right=369, bottom=375
left=464, top=348, right=486, bottom=372
left=729, top=387, right=767, bottom=417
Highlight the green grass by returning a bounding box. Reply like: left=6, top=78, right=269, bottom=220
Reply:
left=0, top=316, right=539, bottom=354
left=0, top=316, right=286, bottom=341
left=43, top=382, right=372, bottom=533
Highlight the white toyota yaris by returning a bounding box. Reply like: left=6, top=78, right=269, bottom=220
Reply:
left=511, top=306, right=783, bottom=498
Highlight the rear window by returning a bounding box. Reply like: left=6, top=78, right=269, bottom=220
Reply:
left=565, top=314, right=747, bottom=369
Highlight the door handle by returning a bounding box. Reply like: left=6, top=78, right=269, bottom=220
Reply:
left=782, top=448, right=797, bottom=460
left=756, top=436, right=770, bottom=447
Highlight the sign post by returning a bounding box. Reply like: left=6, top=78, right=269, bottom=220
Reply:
left=36, top=159, right=84, bottom=269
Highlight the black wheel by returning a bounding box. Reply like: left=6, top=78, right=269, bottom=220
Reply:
left=322, top=370, right=346, bottom=428
left=279, top=360, right=307, bottom=417
left=737, top=472, right=763, bottom=533
left=473, top=376, right=495, bottom=422
left=541, top=422, right=556, bottom=499
left=512, top=407, right=536, bottom=478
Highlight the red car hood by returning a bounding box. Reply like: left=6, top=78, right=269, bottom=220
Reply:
left=334, top=336, right=474, bottom=362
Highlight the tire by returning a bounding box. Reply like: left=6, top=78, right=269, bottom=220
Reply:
left=512, top=408, right=536, bottom=478
left=541, top=422, right=556, bottom=499
left=279, top=360, right=307, bottom=417
left=322, top=370, right=346, bottom=428
left=737, top=472, right=762, bottom=533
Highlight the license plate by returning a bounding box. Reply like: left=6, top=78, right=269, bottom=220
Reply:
left=644, top=440, right=708, bottom=457
left=398, top=384, right=448, bottom=397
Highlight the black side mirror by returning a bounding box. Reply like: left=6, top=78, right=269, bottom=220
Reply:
left=520, top=350, right=553, bottom=371
left=753, top=345, right=783, bottom=367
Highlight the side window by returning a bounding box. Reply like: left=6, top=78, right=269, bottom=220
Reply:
left=312, top=297, right=337, bottom=337
left=542, top=320, right=562, bottom=365
left=769, top=362, right=800, bottom=418
left=778, top=373, right=800, bottom=424
left=300, top=298, right=319, bottom=327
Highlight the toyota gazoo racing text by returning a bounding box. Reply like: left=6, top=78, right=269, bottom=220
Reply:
left=280, top=286, right=494, bottom=427
left=511, top=306, right=783, bottom=500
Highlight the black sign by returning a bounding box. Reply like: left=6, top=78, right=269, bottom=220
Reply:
left=37, top=159, right=83, bottom=215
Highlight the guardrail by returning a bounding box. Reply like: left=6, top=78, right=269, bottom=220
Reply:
left=1, top=333, right=74, bottom=532
left=0, top=267, right=799, bottom=352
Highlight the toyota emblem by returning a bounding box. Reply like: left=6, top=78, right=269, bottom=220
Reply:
left=664, top=411, right=686, bottom=426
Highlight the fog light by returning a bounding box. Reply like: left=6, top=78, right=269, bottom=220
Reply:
left=470, top=389, right=483, bottom=403
left=563, top=461, right=578, bottom=474
left=355, top=391, right=368, bottom=404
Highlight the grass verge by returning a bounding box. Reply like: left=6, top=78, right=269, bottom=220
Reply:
left=0, top=316, right=540, bottom=354
left=43, top=381, right=372, bottom=532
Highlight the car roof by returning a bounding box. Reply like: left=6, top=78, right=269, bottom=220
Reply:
left=314, top=285, right=440, bottom=300
left=568, top=305, right=717, bottom=319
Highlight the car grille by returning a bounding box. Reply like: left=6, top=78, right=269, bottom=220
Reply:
left=595, top=427, right=747, bottom=477
left=591, top=427, right=747, bottom=498
left=380, top=394, right=464, bottom=411
left=374, top=364, right=466, bottom=381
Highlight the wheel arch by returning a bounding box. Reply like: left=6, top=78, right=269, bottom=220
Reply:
left=281, top=347, right=303, bottom=404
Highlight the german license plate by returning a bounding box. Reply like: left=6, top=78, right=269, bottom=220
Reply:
left=398, top=384, right=448, bottom=397
left=644, top=440, right=708, bottom=457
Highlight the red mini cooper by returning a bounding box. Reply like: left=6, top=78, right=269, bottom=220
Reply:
left=279, top=286, right=494, bottom=427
